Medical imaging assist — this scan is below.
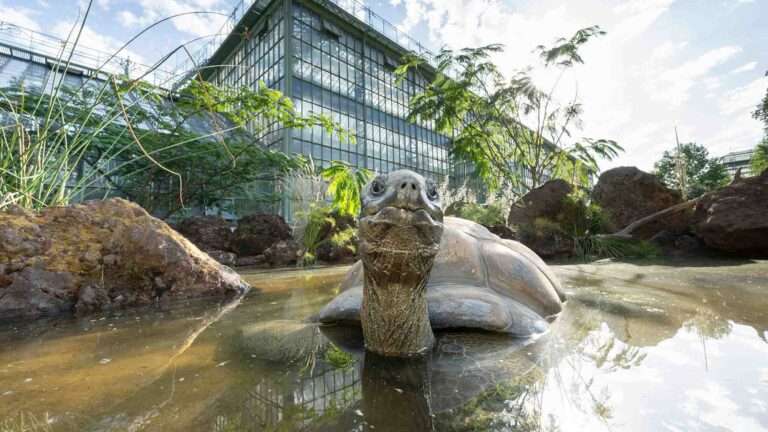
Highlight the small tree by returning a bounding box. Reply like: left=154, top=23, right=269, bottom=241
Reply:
left=396, top=27, right=622, bottom=196
left=654, top=142, right=730, bottom=198
left=753, top=70, right=768, bottom=133
left=751, top=138, right=768, bottom=175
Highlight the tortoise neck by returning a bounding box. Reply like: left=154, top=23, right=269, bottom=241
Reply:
left=360, top=248, right=436, bottom=357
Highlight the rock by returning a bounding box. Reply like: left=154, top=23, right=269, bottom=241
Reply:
left=176, top=216, right=233, bottom=252
left=206, top=250, right=237, bottom=267
left=235, top=255, right=265, bottom=267
left=520, top=225, right=574, bottom=259
left=592, top=166, right=690, bottom=238
left=0, top=198, right=249, bottom=321
left=231, top=214, right=292, bottom=256
left=75, top=284, right=111, bottom=316
left=0, top=268, right=77, bottom=319
left=649, top=231, right=707, bottom=257
left=692, top=169, right=768, bottom=256
left=264, top=240, right=301, bottom=267
left=508, top=179, right=573, bottom=226
left=484, top=224, right=516, bottom=240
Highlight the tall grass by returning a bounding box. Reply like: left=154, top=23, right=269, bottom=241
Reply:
left=0, top=0, right=347, bottom=215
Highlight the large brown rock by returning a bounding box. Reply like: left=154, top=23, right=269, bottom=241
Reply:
left=231, top=214, right=292, bottom=256
left=176, top=215, right=233, bottom=252
left=692, top=169, right=768, bottom=256
left=0, top=199, right=248, bottom=320
left=264, top=240, right=301, bottom=267
left=592, top=166, right=689, bottom=238
left=508, top=179, right=573, bottom=226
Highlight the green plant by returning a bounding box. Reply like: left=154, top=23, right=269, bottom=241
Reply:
left=0, top=1, right=348, bottom=215
left=751, top=138, right=768, bottom=175
left=298, top=203, right=334, bottom=266
left=320, top=160, right=374, bottom=216
left=330, top=227, right=357, bottom=254
left=575, top=236, right=659, bottom=260
left=396, top=27, right=622, bottom=195
left=653, top=142, right=730, bottom=198
left=324, top=343, right=354, bottom=370
left=456, top=202, right=505, bottom=226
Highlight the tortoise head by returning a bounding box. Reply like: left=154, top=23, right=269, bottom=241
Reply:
left=358, top=170, right=444, bottom=270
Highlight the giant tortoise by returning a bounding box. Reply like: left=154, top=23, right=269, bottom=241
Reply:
left=317, top=169, right=566, bottom=357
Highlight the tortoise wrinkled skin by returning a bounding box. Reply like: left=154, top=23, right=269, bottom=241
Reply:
left=318, top=169, right=565, bottom=357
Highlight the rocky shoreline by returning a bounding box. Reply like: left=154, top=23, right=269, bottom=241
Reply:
left=0, top=198, right=248, bottom=321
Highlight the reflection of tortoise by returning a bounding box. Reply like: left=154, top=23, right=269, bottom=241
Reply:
left=317, top=170, right=565, bottom=356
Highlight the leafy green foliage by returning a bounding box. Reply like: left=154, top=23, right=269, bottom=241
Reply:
left=0, top=74, right=348, bottom=217
left=653, top=142, right=730, bottom=198
left=324, top=343, right=354, bottom=370
left=297, top=203, right=334, bottom=266
left=753, top=70, right=768, bottom=133
left=455, top=203, right=505, bottom=226
left=320, top=161, right=373, bottom=216
left=396, top=28, right=622, bottom=195
left=751, top=138, right=768, bottom=175
left=0, top=0, right=349, bottom=215
left=575, top=236, right=659, bottom=260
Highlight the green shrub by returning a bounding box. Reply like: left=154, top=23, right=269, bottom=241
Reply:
left=330, top=227, right=357, bottom=254
left=324, top=343, right=354, bottom=370
left=298, top=203, right=334, bottom=266
left=575, top=236, right=659, bottom=260
left=456, top=202, right=505, bottom=226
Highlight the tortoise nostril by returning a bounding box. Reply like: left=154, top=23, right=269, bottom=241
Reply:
left=411, top=183, right=416, bottom=190
left=401, top=183, right=407, bottom=189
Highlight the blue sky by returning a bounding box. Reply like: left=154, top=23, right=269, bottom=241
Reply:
left=1, top=0, right=766, bottom=170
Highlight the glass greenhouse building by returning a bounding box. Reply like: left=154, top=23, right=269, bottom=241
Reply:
left=195, top=0, right=455, bottom=182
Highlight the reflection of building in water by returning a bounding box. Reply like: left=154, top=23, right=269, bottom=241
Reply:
left=213, top=362, right=362, bottom=431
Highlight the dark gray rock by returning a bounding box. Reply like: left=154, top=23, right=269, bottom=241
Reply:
left=508, top=179, right=572, bottom=226
left=0, top=268, right=77, bottom=319
left=693, top=169, right=768, bottom=256
left=592, top=166, right=690, bottom=238
left=231, top=214, right=292, bottom=256
left=176, top=215, right=233, bottom=252
left=264, top=240, right=300, bottom=267
left=206, top=250, right=237, bottom=267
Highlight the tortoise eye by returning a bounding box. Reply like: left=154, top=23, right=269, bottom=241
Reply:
left=426, top=181, right=439, bottom=200
left=370, top=178, right=386, bottom=196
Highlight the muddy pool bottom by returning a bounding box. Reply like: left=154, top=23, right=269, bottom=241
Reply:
left=1, top=259, right=767, bottom=431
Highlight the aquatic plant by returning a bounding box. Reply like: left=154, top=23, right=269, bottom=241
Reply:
left=324, top=343, right=355, bottom=370
left=0, top=412, right=53, bottom=432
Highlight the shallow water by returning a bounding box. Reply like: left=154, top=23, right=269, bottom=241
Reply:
left=1, top=259, right=767, bottom=431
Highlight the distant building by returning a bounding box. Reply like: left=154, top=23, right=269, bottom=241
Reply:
left=1, top=1, right=550, bottom=219
left=194, top=0, right=453, bottom=183
left=720, top=149, right=755, bottom=178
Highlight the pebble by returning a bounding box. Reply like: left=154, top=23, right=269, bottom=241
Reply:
left=99, top=358, right=112, bottom=365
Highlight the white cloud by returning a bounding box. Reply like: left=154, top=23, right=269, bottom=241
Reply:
left=389, top=0, right=765, bottom=170
left=729, top=61, right=758, bottom=75
left=650, top=46, right=742, bottom=107
left=50, top=21, right=147, bottom=74
left=0, top=1, right=42, bottom=31
left=116, top=0, right=230, bottom=38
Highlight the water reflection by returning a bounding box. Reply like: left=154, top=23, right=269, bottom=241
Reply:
left=1, top=260, right=767, bottom=431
